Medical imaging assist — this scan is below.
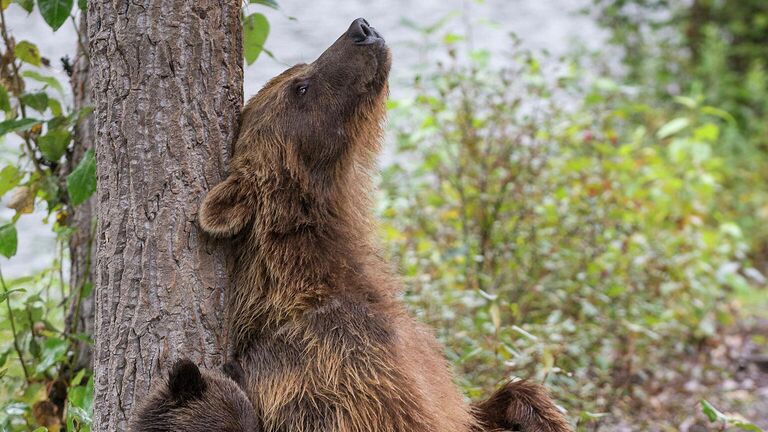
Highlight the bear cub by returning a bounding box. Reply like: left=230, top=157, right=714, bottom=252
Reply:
left=129, top=359, right=260, bottom=432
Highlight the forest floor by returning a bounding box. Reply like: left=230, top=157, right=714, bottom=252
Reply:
left=604, top=318, right=768, bottom=431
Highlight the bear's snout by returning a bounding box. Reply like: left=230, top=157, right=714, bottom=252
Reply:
left=347, top=18, right=384, bottom=46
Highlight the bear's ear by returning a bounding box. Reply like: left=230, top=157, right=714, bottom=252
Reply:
left=169, top=359, right=207, bottom=402
left=222, top=360, right=247, bottom=389
left=199, top=175, right=254, bottom=237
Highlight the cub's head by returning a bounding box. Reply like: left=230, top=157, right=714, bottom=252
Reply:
left=129, top=359, right=259, bottom=432
left=200, top=18, right=391, bottom=237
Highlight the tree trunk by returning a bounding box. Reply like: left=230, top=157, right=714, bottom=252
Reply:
left=64, top=10, right=96, bottom=374
left=88, top=1, right=243, bottom=430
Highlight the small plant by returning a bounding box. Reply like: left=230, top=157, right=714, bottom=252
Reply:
left=701, top=400, right=763, bottom=432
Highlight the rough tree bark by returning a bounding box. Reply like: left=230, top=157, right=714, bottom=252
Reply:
left=88, top=1, right=243, bottom=429
left=64, top=11, right=96, bottom=374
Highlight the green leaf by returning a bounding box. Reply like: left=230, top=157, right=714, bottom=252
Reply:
left=66, top=149, right=96, bottom=206
left=29, top=337, right=40, bottom=358
left=0, top=165, right=22, bottom=196
left=700, top=400, right=764, bottom=431
left=469, top=49, right=490, bottom=67
left=0, top=223, right=18, bottom=258
left=83, top=375, right=94, bottom=409
left=67, top=372, right=93, bottom=425
left=68, top=406, right=92, bottom=426
left=14, top=40, right=41, bottom=65
left=52, top=106, right=93, bottom=130
left=656, top=117, right=690, bottom=139
left=21, top=92, right=49, bottom=113
left=39, top=173, right=60, bottom=209
left=70, top=368, right=86, bottom=387
left=0, top=118, right=41, bottom=136
left=249, top=0, right=278, bottom=8
left=48, top=115, right=68, bottom=131
left=443, top=33, right=464, bottom=44
left=0, top=288, right=25, bottom=303
left=74, top=105, right=94, bottom=121
left=38, top=129, right=71, bottom=162
left=68, top=375, right=93, bottom=413
left=0, top=85, right=10, bottom=112
left=35, top=337, right=69, bottom=374
left=14, top=0, right=33, bottom=12
left=69, top=332, right=92, bottom=344
left=673, top=95, right=698, bottom=109
left=48, top=98, right=62, bottom=116
left=37, top=0, right=73, bottom=31
left=701, top=400, right=740, bottom=426
left=77, top=0, right=84, bottom=10
left=81, top=281, right=93, bottom=298
left=692, top=122, right=718, bottom=141
left=243, top=13, right=269, bottom=65
left=701, top=105, right=737, bottom=124
left=68, top=384, right=86, bottom=408
left=733, top=422, right=764, bottom=432
left=21, top=70, right=64, bottom=95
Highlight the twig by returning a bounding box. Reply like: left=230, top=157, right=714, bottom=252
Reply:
left=0, top=6, right=46, bottom=176
left=0, top=266, right=31, bottom=382
left=70, top=15, right=89, bottom=61
left=69, top=218, right=95, bottom=339
left=59, top=240, right=66, bottom=303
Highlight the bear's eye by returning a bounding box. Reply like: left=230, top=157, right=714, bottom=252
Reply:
left=296, top=84, right=308, bottom=96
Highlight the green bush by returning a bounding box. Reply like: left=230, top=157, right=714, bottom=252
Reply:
left=380, top=39, right=757, bottom=426
left=0, top=267, right=93, bottom=432
left=591, top=0, right=768, bottom=257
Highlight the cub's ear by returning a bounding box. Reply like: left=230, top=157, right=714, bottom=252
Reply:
left=199, top=175, right=254, bottom=237
left=222, top=360, right=247, bottom=389
left=169, top=359, right=206, bottom=402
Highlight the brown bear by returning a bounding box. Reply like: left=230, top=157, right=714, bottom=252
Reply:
left=129, top=359, right=260, bottom=432
left=199, top=18, right=572, bottom=432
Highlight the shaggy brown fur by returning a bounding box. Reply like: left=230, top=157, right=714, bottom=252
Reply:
left=472, top=380, right=572, bottom=432
left=129, top=359, right=260, bottom=432
left=199, top=18, right=571, bottom=432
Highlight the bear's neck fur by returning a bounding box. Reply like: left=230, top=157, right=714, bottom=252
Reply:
left=227, top=90, right=390, bottom=349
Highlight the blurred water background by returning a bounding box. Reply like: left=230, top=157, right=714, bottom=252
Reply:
left=1, top=0, right=604, bottom=277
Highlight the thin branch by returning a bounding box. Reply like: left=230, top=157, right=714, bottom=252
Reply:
left=0, top=6, right=46, bottom=177
left=70, top=15, right=89, bottom=61
left=0, top=266, right=31, bottom=382
left=69, top=218, right=95, bottom=340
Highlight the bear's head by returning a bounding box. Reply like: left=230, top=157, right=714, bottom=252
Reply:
left=129, top=359, right=259, bottom=432
left=199, top=18, right=391, bottom=238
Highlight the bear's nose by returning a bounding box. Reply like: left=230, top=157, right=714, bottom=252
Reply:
left=347, top=18, right=383, bottom=45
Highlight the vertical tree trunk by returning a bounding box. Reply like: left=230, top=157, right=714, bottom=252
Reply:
left=64, top=11, right=96, bottom=374
left=88, top=1, right=243, bottom=430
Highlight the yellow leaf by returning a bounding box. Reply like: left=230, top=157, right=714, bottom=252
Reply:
left=8, top=186, right=35, bottom=214
left=542, top=348, right=555, bottom=374
left=490, top=303, right=501, bottom=330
